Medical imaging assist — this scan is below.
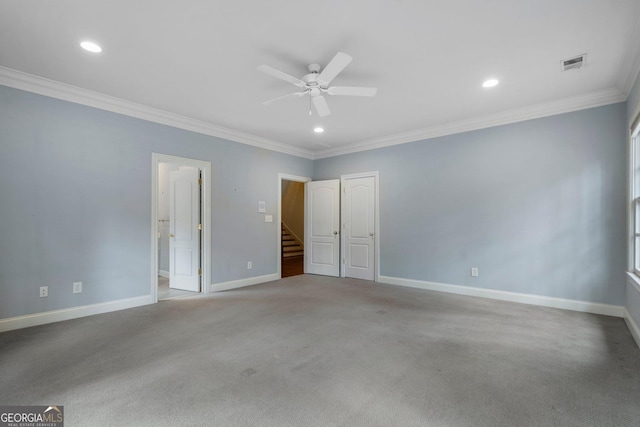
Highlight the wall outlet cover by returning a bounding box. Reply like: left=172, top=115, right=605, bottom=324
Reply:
left=40, top=286, right=48, bottom=297
left=73, top=281, right=83, bottom=293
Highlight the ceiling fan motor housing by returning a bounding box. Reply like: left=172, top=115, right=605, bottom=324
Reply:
left=303, top=69, right=325, bottom=94
left=303, top=72, right=319, bottom=85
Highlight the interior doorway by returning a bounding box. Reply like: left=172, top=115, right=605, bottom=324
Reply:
left=277, top=172, right=379, bottom=281
left=152, top=153, right=212, bottom=302
left=278, top=174, right=311, bottom=278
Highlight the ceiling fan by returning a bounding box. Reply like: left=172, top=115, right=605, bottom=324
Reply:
left=257, top=52, right=377, bottom=117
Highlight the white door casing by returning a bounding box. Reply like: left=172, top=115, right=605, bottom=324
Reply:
left=169, top=167, right=201, bottom=292
left=343, top=176, right=375, bottom=280
left=305, top=179, right=340, bottom=277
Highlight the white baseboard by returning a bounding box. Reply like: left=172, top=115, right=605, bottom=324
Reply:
left=158, top=270, right=169, bottom=278
left=378, top=275, right=624, bottom=317
left=210, top=273, right=279, bottom=293
left=0, top=295, right=153, bottom=333
left=624, top=308, right=640, bottom=349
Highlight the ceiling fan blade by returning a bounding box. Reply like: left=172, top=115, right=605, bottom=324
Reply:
left=261, top=91, right=306, bottom=106
left=312, top=95, right=331, bottom=117
left=257, top=65, right=306, bottom=88
left=317, top=52, right=352, bottom=87
left=327, top=86, right=377, bottom=97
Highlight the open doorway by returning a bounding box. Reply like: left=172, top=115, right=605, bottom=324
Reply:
left=278, top=174, right=311, bottom=278
left=151, top=153, right=212, bottom=302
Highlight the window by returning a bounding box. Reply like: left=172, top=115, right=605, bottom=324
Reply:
left=632, top=122, right=640, bottom=274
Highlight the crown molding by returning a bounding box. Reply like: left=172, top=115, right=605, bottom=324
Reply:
left=0, top=66, right=629, bottom=162
left=0, top=66, right=314, bottom=160
left=313, top=88, right=626, bottom=159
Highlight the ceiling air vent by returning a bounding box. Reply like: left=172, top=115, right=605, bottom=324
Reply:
left=561, top=54, right=586, bottom=71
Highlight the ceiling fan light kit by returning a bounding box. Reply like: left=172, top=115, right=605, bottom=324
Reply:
left=258, top=52, right=377, bottom=117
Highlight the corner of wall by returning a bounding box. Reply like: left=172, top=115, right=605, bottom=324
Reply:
left=624, top=308, right=640, bottom=349
left=625, top=274, right=640, bottom=348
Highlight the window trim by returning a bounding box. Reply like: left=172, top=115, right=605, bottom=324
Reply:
left=631, top=122, right=640, bottom=276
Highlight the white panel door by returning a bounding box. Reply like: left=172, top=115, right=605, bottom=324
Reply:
left=305, top=180, right=340, bottom=277
left=169, top=167, right=201, bottom=292
left=344, top=177, right=375, bottom=280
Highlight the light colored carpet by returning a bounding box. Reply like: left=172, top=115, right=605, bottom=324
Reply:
left=1, top=274, right=639, bottom=426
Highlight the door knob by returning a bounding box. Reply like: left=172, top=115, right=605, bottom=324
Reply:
left=369, top=232, right=374, bottom=237
left=334, top=231, right=338, bottom=236
left=169, top=233, right=174, bottom=238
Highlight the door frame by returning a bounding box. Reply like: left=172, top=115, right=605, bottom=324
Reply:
left=151, top=153, right=212, bottom=302
left=277, top=173, right=311, bottom=279
left=340, top=171, right=380, bottom=281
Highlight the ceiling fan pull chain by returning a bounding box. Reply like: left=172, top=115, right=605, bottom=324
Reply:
left=309, top=96, right=312, bottom=116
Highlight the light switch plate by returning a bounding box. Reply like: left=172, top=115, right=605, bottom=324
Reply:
left=258, top=201, right=266, bottom=213
left=73, top=281, right=83, bottom=293
left=265, top=214, right=273, bottom=223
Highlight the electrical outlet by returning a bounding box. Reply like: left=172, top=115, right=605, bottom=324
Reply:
left=471, top=268, right=479, bottom=277
left=73, top=281, right=83, bottom=294
left=40, top=286, right=48, bottom=297
left=247, top=261, right=252, bottom=269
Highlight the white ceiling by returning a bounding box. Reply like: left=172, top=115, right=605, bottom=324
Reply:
left=1, top=0, right=639, bottom=159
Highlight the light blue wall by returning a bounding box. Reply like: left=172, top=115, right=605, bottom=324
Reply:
left=0, top=85, right=313, bottom=319
left=0, top=81, right=632, bottom=321
left=315, top=103, right=628, bottom=305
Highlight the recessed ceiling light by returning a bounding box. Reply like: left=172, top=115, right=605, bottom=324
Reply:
left=314, top=127, right=324, bottom=133
left=482, top=79, right=499, bottom=88
left=80, top=41, right=102, bottom=53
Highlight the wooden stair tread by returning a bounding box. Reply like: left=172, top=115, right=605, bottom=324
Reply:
left=281, top=223, right=303, bottom=259
left=283, top=251, right=304, bottom=258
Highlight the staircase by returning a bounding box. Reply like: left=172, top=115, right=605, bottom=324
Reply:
left=281, top=223, right=304, bottom=258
